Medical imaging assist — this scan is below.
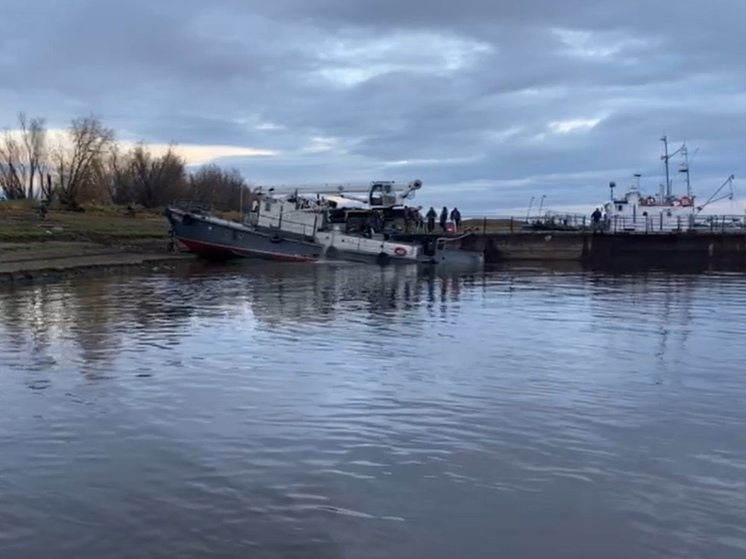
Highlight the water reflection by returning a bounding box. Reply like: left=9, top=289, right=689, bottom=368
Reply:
left=1, top=264, right=746, bottom=558
left=0, top=263, right=482, bottom=381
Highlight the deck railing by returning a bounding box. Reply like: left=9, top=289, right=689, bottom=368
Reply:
left=456, top=213, right=746, bottom=235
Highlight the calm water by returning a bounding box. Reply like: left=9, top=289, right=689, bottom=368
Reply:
left=1, top=262, right=745, bottom=559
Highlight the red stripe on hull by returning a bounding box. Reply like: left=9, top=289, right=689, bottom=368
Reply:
left=178, top=238, right=319, bottom=263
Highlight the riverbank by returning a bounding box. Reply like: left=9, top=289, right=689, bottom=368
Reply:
left=0, top=202, right=199, bottom=285
left=0, top=240, right=195, bottom=285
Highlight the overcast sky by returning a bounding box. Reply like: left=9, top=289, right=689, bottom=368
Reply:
left=1, top=0, right=744, bottom=215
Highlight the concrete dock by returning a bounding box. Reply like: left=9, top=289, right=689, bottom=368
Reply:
left=395, top=230, right=746, bottom=266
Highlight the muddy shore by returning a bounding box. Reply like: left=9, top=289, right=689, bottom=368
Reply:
left=0, top=239, right=197, bottom=286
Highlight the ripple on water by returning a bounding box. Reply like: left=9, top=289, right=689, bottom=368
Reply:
left=0, top=265, right=745, bottom=558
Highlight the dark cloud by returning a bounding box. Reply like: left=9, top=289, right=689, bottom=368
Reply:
left=1, top=0, right=744, bottom=215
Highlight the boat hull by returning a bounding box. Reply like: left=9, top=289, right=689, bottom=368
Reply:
left=166, top=208, right=323, bottom=262
left=165, top=207, right=484, bottom=269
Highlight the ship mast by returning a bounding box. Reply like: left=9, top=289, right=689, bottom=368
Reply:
left=661, top=135, right=671, bottom=200
left=661, top=136, right=693, bottom=200
left=679, top=144, right=691, bottom=198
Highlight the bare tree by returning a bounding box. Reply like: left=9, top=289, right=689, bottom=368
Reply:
left=52, top=115, right=115, bottom=209
left=100, top=142, right=189, bottom=207
left=18, top=112, right=47, bottom=199
left=2, top=109, right=255, bottom=210
left=0, top=112, right=48, bottom=200
left=129, top=143, right=186, bottom=207
left=0, top=130, right=25, bottom=199
left=107, top=144, right=135, bottom=204
left=40, top=172, right=54, bottom=202
left=188, top=164, right=253, bottom=212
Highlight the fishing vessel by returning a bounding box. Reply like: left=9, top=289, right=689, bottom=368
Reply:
left=164, top=179, right=484, bottom=267
left=599, top=137, right=738, bottom=232
left=526, top=137, right=740, bottom=233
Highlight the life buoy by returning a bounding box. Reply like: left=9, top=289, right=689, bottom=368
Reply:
left=680, top=196, right=693, bottom=207
left=270, top=234, right=282, bottom=243
left=672, top=198, right=682, bottom=207
left=394, top=246, right=407, bottom=256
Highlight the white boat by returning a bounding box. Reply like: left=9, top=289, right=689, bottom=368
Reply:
left=599, top=137, right=738, bottom=233
left=165, top=179, right=485, bottom=267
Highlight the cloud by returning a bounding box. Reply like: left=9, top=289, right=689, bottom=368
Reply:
left=1, top=0, right=745, bottom=215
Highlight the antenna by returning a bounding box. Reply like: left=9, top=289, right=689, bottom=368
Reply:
left=609, top=181, right=616, bottom=200
left=678, top=144, right=691, bottom=198
left=661, top=135, right=671, bottom=199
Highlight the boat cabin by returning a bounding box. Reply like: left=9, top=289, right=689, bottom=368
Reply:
left=247, top=180, right=421, bottom=238
left=602, top=183, right=696, bottom=232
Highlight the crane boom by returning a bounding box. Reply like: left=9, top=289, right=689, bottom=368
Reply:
left=254, top=179, right=423, bottom=209
left=254, top=180, right=418, bottom=193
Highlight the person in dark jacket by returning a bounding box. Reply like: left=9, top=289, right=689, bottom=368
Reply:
left=450, top=207, right=461, bottom=232
left=439, top=206, right=448, bottom=232
left=591, top=207, right=602, bottom=231
left=426, top=207, right=437, bottom=232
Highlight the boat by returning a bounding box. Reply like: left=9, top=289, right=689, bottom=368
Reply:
left=598, top=137, right=739, bottom=233
left=164, top=179, right=484, bottom=267
left=524, top=137, right=741, bottom=233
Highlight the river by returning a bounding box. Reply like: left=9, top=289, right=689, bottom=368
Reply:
left=0, top=262, right=744, bottom=559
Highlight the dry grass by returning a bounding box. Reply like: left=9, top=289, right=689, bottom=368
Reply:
left=0, top=200, right=169, bottom=243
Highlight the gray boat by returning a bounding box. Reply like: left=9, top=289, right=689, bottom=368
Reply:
left=164, top=180, right=484, bottom=268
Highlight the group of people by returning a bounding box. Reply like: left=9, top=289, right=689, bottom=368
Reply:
left=405, top=206, right=462, bottom=233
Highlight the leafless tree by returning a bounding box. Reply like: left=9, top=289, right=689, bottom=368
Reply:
left=105, top=142, right=187, bottom=207
left=19, top=112, right=47, bottom=199
left=0, top=130, right=24, bottom=199
left=188, top=163, right=254, bottom=212
left=0, top=112, right=47, bottom=199
left=2, top=109, right=255, bottom=210
left=129, top=143, right=187, bottom=207
left=52, top=115, right=115, bottom=209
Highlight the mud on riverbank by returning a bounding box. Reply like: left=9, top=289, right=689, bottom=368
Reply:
left=0, top=240, right=197, bottom=286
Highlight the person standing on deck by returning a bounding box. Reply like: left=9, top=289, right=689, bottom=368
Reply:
left=415, top=206, right=424, bottom=230
left=450, top=207, right=461, bottom=232
left=439, top=206, right=448, bottom=233
left=426, top=207, right=437, bottom=232
left=591, top=207, right=602, bottom=231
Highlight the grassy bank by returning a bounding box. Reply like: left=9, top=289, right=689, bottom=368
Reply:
left=0, top=200, right=172, bottom=243
left=0, top=201, right=199, bottom=285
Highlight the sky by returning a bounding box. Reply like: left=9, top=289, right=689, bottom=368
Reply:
left=1, top=0, right=745, bottom=216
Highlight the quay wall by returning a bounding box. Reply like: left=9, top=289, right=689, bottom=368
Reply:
left=399, top=231, right=746, bottom=265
